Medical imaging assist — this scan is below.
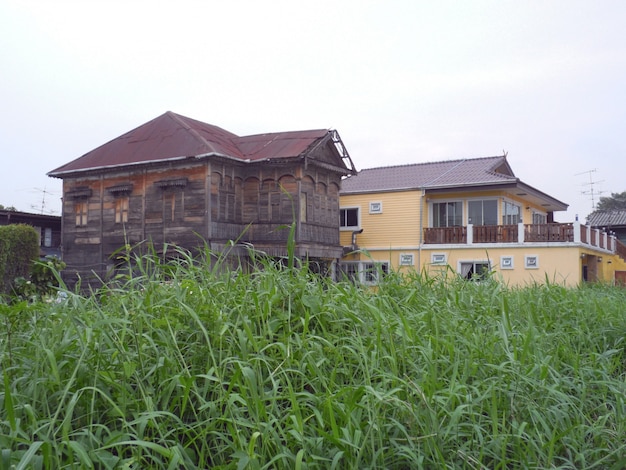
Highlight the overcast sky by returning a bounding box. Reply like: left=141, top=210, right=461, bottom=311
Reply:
left=1, top=1, right=624, bottom=221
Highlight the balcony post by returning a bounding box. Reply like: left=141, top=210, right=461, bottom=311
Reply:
left=573, top=220, right=581, bottom=243
left=518, top=222, right=525, bottom=243
left=467, top=223, right=473, bottom=244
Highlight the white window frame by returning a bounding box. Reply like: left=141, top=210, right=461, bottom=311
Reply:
left=467, top=198, right=499, bottom=226
left=525, top=255, right=539, bottom=269
left=431, top=200, right=463, bottom=228
left=369, top=201, right=383, bottom=214
left=459, top=260, right=491, bottom=281
left=500, top=255, right=514, bottom=269
left=399, top=253, right=414, bottom=266
left=340, top=206, right=360, bottom=231
left=431, top=253, right=447, bottom=265
left=339, top=261, right=389, bottom=285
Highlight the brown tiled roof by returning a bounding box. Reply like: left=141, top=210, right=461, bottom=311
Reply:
left=48, top=112, right=337, bottom=176
left=340, top=156, right=516, bottom=193
left=587, top=210, right=626, bottom=227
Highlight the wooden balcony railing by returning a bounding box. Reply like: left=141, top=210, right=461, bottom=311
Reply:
left=423, top=226, right=467, bottom=244
left=424, top=222, right=617, bottom=254
left=473, top=224, right=519, bottom=243
left=524, top=223, right=574, bottom=242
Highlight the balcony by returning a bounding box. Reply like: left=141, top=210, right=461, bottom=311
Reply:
left=424, top=222, right=618, bottom=253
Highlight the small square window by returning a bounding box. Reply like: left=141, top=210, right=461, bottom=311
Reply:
left=525, top=255, right=539, bottom=269
left=500, top=256, right=514, bottom=269
left=399, top=253, right=414, bottom=266
left=431, top=253, right=447, bottom=264
left=369, top=201, right=383, bottom=214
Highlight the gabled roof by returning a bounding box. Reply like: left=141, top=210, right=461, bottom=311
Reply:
left=587, top=209, right=626, bottom=227
left=340, top=156, right=515, bottom=193
left=340, top=155, right=568, bottom=212
left=48, top=112, right=353, bottom=177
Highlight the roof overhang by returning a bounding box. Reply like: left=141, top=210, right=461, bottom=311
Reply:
left=47, top=151, right=236, bottom=179
left=424, top=180, right=568, bottom=212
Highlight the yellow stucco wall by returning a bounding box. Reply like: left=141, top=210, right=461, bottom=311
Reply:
left=339, top=189, right=626, bottom=287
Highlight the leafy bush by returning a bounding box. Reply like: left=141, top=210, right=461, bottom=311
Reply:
left=11, top=255, right=66, bottom=302
left=0, top=224, right=39, bottom=295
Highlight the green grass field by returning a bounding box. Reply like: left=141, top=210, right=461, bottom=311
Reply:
left=2, top=250, right=626, bottom=469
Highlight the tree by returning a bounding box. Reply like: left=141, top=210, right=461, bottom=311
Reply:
left=0, top=204, right=17, bottom=211
left=594, top=191, right=626, bottom=211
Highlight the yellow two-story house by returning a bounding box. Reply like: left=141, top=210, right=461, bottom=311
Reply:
left=338, top=155, right=626, bottom=287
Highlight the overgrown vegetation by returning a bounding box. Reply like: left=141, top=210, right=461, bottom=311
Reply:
left=0, top=224, right=39, bottom=295
left=11, top=255, right=66, bottom=303
left=1, top=248, right=626, bottom=468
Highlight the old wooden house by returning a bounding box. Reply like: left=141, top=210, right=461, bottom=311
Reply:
left=48, top=111, right=356, bottom=285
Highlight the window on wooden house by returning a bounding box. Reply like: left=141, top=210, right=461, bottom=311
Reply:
left=115, top=197, right=129, bottom=224
left=502, top=201, right=521, bottom=225
left=75, top=201, right=88, bottom=226
left=432, top=201, right=462, bottom=227
left=468, top=199, right=498, bottom=226
left=340, top=207, right=359, bottom=229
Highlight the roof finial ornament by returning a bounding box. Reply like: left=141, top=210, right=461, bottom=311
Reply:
left=502, top=150, right=508, bottom=158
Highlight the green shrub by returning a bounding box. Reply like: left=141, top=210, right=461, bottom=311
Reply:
left=0, top=224, right=39, bottom=295
left=12, top=255, right=66, bottom=302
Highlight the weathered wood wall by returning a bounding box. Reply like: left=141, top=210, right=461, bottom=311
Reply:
left=60, top=158, right=344, bottom=284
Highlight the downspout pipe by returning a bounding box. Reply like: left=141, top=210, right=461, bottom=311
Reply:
left=352, top=228, right=363, bottom=247
left=418, top=188, right=425, bottom=270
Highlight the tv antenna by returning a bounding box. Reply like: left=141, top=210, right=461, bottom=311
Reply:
left=576, top=169, right=604, bottom=210
left=30, top=187, right=59, bottom=215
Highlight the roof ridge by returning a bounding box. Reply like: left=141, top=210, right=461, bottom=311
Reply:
left=167, top=111, right=225, bottom=155
left=356, top=155, right=505, bottom=172
left=236, top=128, right=328, bottom=140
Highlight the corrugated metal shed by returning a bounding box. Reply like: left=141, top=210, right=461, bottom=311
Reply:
left=48, top=112, right=339, bottom=176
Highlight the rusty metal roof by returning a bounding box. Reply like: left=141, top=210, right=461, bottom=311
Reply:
left=48, top=112, right=343, bottom=177
left=236, top=130, right=328, bottom=161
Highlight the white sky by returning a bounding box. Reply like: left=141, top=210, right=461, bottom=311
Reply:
left=1, top=0, right=625, bottom=221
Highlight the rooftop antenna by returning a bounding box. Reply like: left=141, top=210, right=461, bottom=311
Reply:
left=30, top=187, right=58, bottom=215
left=576, top=169, right=604, bottom=211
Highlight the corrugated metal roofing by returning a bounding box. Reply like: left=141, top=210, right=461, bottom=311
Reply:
left=48, top=112, right=334, bottom=176
left=340, top=156, right=516, bottom=193
left=236, top=130, right=328, bottom=161
left=587, top=210, right=626, bottom=227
